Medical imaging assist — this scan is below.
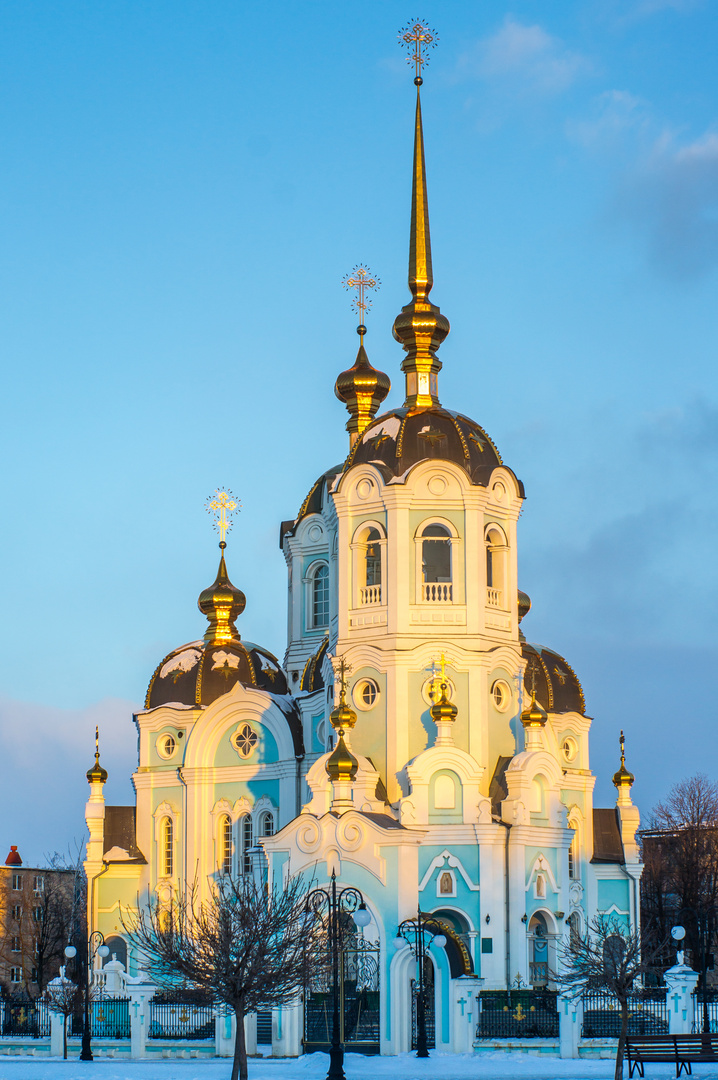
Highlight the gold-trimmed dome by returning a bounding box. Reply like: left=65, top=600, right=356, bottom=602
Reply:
left=521, top=692, right=548, bottom=729
left=198, top=541, right=246, bottom=645
left=335, top=331, right=391, bottom=448
left=430, top=683, right=457, bottom=725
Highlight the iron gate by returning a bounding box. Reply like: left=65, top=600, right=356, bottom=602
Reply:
left=304, top=938, right=380, bottom=1054
left=477, top=989, right=559, bottom=1038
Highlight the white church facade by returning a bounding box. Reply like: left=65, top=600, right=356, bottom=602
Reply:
left=84, top=43, right=643, bottom=1057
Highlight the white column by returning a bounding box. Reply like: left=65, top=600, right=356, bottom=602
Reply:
left=129, top=990, right=153, bottom=1059
left=272, top=1001, right=302, bottom=1057
left=215, top=1009, right=235, bottom=1057
left=49, top=1010, right=65, bottom=1057
left=451, top=977, right=482, bottom=1052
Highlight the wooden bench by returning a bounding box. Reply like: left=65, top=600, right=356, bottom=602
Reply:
left=626, top=1034, right=718, bottom=1077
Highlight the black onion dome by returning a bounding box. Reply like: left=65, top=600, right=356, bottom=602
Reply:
left=280, top=464, right=343, bottom=544
left=522, top=642, right=586, bottom=716
left=145, top=639, right=288, bottom=709
left=344, top=407, right=522, bottom=491
left=300, top=637, right=329, bottom=692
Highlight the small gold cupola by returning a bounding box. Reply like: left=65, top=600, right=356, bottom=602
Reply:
left=86, top=726, right=108, bottom=785
left=336, top=266, right=390, bottom=448
left=430, top=682, right=457, bottom=746
left=613, top=730, right=635, bottom=792
left=393, top=21, right=450, bottom=409
left=198, top=541, right=246, bottom=645
left=326, top=657, right=359, bottom=809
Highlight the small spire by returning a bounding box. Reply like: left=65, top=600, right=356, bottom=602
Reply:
left=393, top=21, right=450, bottom=409
left=521, top=661, right=547, bottom=729
left=86, top=725, right=108, bottom=785
left=613, top=730, right=635, bottom=790
left=329, top=656, right=357, bottom=733
left=431, top=682, right=458, bottom=746
left=335, top=266, right=390, bottom=447
left=326, top=655, right=359, bottom=802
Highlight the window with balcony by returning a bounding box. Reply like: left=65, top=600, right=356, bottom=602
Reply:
left=362, top=528, right=382, bottom=605
left=421, top=523, right=452, bottom=602
left=485, top=525, right=508, bottom=609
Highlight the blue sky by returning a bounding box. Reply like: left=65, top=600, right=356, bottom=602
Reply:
left=1, top=1, right=717, bottom=864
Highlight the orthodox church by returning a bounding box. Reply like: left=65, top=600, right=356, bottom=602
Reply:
left=84, top=34, right=643, bottom=1056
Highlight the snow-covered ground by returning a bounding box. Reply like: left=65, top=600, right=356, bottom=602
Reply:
left=0, top=1054, right=715, bottom=1080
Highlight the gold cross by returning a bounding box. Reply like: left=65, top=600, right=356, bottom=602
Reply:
left=342, top=265, right=380, bottom=320
left=427, top=653, right=447, bottom=700
left=418, top=426, right=445, bottom=446
left=398, top=20, right=438, bottom=80
left=331, top=654, right=353, bottom=702
left=205, top=489, right=240, bottom=543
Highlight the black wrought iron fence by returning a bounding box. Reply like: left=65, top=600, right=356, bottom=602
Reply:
left=256, top=1010, right=272, bottom=1045
left=1, top=995, right=50, bottom=1037
left=581, top=989, right=668, bottom=1038
left=477, top=989, right=559, bottom=1039
left=691, top=990, right=718, bottom=1033
left=149, top=999, right=215, bottom=1039
left=90, top=996, right=130, bottom=1039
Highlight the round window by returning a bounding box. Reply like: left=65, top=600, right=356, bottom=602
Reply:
left=491, top=680, right=511, bottom=711
left=157, top=733, right=176, bottom=759
left=353, top=679, right=380, bottom=710
left=232, top=724, right=258, bottom=758
left=421, top=676, right=456, bottom=707
left=562, top=737, right=578, bottom=763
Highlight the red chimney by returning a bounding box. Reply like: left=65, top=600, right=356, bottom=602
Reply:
left=5, top=846, right=22, bottom=866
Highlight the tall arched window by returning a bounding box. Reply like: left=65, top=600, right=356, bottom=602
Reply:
left=241, top=816, right=253, bottom=875
left=311, top=564, right=329, bottom=628
left=364, top=529, right=381, bottom=603
left=220, top=815, right=233, bottom=876
left=161, top=817, right=173, bottom=878
left=568, top=827, right=579, bottom=880
left=421, top=524, right=452, bottom=602
left=259, top=811, right=274, bottom=838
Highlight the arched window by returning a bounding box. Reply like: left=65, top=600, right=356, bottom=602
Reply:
left=362, top=528, right=382, bottom=605
left=241, top=815, right=253, bottom=875
left=220, top=814, right=232, bottom=876
left=311, top=564, right=329, bottom=628
left=485, top=525, right=508, bottom=609
left=567, top=912, right=581, bottom=949
left=259, top=811, right=274, bottom=838
left=568, top=827, right=579, bottom=880
left=161, top=817, right=173, bottom=878
left=421, top=524, right=452, bottom=602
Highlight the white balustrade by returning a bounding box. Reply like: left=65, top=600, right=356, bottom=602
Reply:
left=360, top=585, right=382, bottom=606
left=423, top=582, right=453, bottom=603
left=486, top=587, right=502, bottom=608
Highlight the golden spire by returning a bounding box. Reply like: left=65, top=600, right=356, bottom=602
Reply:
left=335, top=265, right=390, bottom=448
left=329, top=656, right=357, bottom=732
left=613, top=730, right=635, bottom=790
left=86, top=725, right=108, bottom=785
left=393, top=21, right=450, bottom=410
left=199, top=490, right=245, bottom=645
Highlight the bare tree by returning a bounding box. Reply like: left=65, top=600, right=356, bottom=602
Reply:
left=642, top=774, right=718, bottom=977
left=45, top=970, right=83, bottom=1058
left=558, top=915, right=665, bottom=1080
left=124, top=874, right=316, bottom=1080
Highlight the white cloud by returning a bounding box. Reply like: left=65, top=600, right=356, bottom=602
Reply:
left=457, top=16, right=591, bottom=96
left=566, top=90, right=649, bottom=149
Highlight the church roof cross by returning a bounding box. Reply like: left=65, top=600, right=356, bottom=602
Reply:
left=205, top=488, right=240, bottom=544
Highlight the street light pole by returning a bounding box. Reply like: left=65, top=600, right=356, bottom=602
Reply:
left=394, top=908, right=447, bottom=1058
left=65, top=930, right=109, bottom=1061
left=306, top=872, right=371, bottom=1080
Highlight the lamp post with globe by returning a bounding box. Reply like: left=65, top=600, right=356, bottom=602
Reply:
left=393, top=909, right=447, bottom=1057
left=64, top=931, right=109, bottom=1061
left=305, top=873, right=372, bottom=1080
left=671, top=911, right=714, bottom=1035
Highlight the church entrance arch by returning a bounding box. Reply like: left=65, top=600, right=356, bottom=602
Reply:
left=303, top=920, right=380, bottom=1056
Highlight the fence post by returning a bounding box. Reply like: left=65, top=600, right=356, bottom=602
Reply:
left=272, top=1000, right=302, bottom=1057
left=559, top=993, right=582, bottom=1059
left=49, top=1010, right=65, bottom=1057
left=129, top=989, right=152, bottom=1059
left=215, top=1008, right=235, bottom=1057
left=664, top=963, right=700, bottom=1035
left=451, top=977, right=482, bottom=1052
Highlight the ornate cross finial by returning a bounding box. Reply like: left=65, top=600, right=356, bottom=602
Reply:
left=205, top=489, right=240, bottom=544
left=427, top=653, right=448, bottom=700
left=342, top=265, right=380, bottom=328
left=398, top=19, right=438, bottom=82
left=620, top=729, right=625, bottom=765
left=528, top=658, right=538, bottom=699
left=332, top=655, right=353, bottom=703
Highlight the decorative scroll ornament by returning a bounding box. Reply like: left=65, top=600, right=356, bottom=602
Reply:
left=205, top=489, right=240, bottom=543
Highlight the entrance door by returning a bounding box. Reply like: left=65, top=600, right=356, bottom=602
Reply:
left=411, top=956, right=435, bottom=1050
left=304, top=937, right=380, bottom=1055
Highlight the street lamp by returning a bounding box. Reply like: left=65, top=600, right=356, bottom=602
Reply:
left=65, top=931, right=109, bottom=1061
left=305, top=871, right=372, bottom=1080
left=393, top=908, right=447, bottom=1058
left=671, top=908, right=714, bottom=1035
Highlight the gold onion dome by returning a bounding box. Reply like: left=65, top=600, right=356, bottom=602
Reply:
left=430, top=683, right=458, bottom=725
left=613, top=731, right=635, bottom=789
left=518, top=590, right=532, bottom=641
left=197, top=541, right=246, bottom=645
left=87, top=727, right=108, bottom=784
left=326, top=733, right=358, bottom=783
left=335, top=329, right=391, bottom=447
left=521, top=691, right=548, bottom=729
left=330, top=685, right=357, bottom=733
